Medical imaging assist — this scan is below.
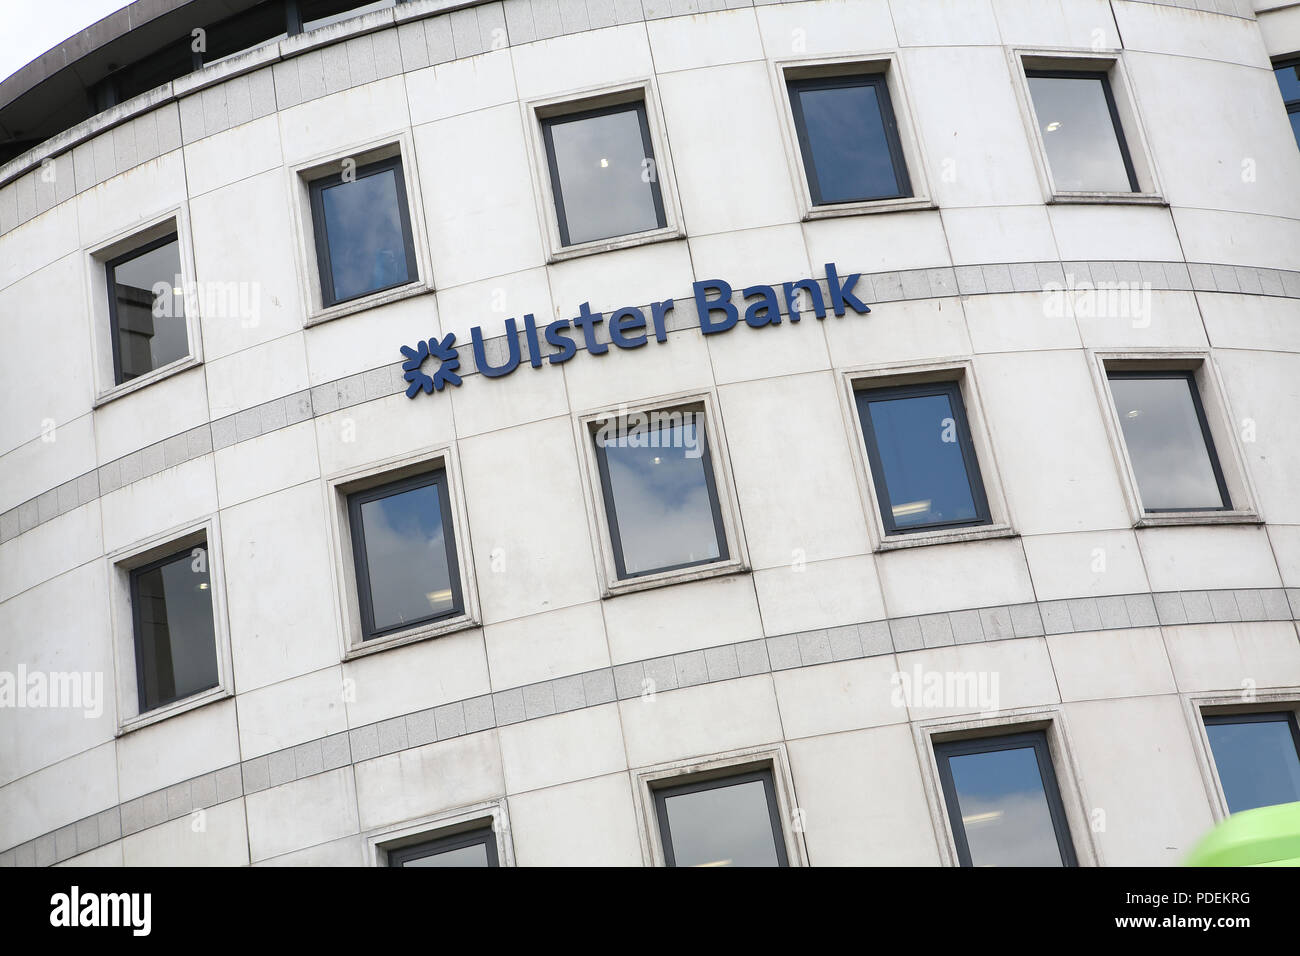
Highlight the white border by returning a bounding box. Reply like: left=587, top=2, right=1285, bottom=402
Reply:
left=107, top=515, right=235, bottom=735
left=321, top=442, right=482, bottom=660
left=767, top=51, right=937, bottom=221
left=520, top=78, right=687, bottom=263
left=571, top=388, right=750, bottom=598
left=835, top=358, right=1017, bottom=552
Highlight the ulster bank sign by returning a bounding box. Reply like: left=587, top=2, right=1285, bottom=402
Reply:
left=399, top=263, right=872, bottom=398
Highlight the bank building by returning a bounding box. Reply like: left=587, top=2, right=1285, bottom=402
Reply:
left=1, top=0, right=1299, bottom=867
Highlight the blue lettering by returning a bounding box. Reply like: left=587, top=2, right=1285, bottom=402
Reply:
left=825, top=263, right=871, bottom=316
left=610, top=307, right=648, bottom=349
left=472, top=319, right=520, bottom=378
left=649, top=299, right=674, bottom=343
left=572, top=302, right=608, bottom=355
left=545, top=318, right=577, bottom=364
left=742, top=284, right=781, bottom=328
left=782, top=279, right=826, bottom=323
left=694, top=279, right=737, bottom=334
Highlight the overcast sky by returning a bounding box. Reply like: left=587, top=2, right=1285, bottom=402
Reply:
left=1, top=0, right=131, bottom=84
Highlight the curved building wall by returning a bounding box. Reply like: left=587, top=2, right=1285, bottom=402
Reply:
left=1, top=0, right=1300, bottom=866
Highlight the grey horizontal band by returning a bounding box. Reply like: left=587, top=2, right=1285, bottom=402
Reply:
left=3, top=255, right=1297, bottom=548
left=2, top=583, right=1297, bottom=865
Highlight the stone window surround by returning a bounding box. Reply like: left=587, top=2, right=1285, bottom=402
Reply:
left=1009, top=47, right=1166, bottom=206
left=1086, top=349, right=1263, bottom=528
left=629, top=744, right=808, bottom=867
left=520, top=77, right=687, bottom=264
left=365, top=798, right=514, bottom=866
left=85, top=206, right=205, bottom=408
left=836, top=357, right=1017, bottom=553
left=322, top=442, right=483, bottom=660
left=767, top=50, right=937, bottom=222
left=571, top=388, right=750, bottom=599
left=106, top=515, right=236, bottom=736
left=911, top=706, right=1102, bottom=867
left=1182, top=691, right=1300, bottom=823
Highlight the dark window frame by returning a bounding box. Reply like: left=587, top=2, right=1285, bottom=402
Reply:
left=104, top=231, right=185, bottom=386
left=855, top=380, right=992, bottom=535
left=540, top=99, right=668, bottom=248
left=1274, top=57, right=1300, bottom=146
left=591, top=409, right=730, bottom=581
left=652, top=768, right=789, bottom=868
left=1203, top=710, right=1300, bottom=808
left=934, top=730, right=1079, bottom=868
left=786, top=71, right=913, bottom=205
left=1107, top=369, right=1232, bottom=513
left=346, top=468, right=465, bottom=642
left=386, top=825, right=499, bottom=867
left=1025, top=68, right=1140, bottom=193
left=129, top=542, right=219, bottom=714
left=307, top=154, right=420, bottom=308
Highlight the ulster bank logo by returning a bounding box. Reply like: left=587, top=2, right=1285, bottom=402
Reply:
left=400, top=333, right=461, bottom=397
left=398, top=263, right=871, bottom=400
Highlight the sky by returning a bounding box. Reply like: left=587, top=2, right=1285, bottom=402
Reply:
left=1, top=0, right=131, bottom=85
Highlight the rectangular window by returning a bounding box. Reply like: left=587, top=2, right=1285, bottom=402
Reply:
left=593, top=409, right=728, bottom=579
left=1275, top=59, right=1300, bottom=149
left=347, top=469, right=464, bottom=641
left=105, top=233, right=189, bottom=385
left=787, top=73, right=912, bottom=204
left=653, top=770, right=788, bottom=867
left=308, top=155, right=418, bottom=307
left=935, top=731, right=1077, bottom=867
left=1106, top=371, right=1230, bottom=512
left=541, top=100, right=667, bottom=247
left=130, top=543, right=220, bottom=713
left=1026, top=70, right=1138, bottom=193
left=855, top=381, right=990, bottom=535
left=387, top=827, right=499, bottom=867
left=1204, top=712, right=1300, bottom=814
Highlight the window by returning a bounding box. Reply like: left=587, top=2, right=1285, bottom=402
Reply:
left=1025, top=69, right=1138, bottom=193
left=105, top=233, right=189, bottom=385
left=347, top=469, right=464, bottom=641
left=593, top=407, right=728, bottom=580
left=934, top=732, right=1077, bottom=867
left=541, top=99, right=667, bottom=247
left=653, top=770, right=788, bottom=867
left=1106, top=371, right=1230, bottom=512
left=308, top=155, right=418, bottom=307
left=787, top=73, right=911, bottom=204
left=855, top=381, right=991, bottom=535
left=1275, top=59, right=1300, bottom=149
left=1204, top=712, right=1300, bottom=814
left=387, top=827, right=499, bottom=867
left=129, top=543, right=220, bottom=714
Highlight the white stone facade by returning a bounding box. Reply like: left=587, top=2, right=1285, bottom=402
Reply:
left=1, top=0, right=1299, bottom=866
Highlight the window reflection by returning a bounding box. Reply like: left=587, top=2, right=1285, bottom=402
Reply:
left=1107, top=373, right=1228, bottom=511
left=946, top=746, right=1064, bottom=867
left=388, top=828, right=498, bottom=867
left=543, top=103, right=665, bottom=246
left=1204, top=714, right=1300, bottom=814
left=656, top=772, right=786, bottom=867
left=131, top=546, right=219, bottom=713
left=348, top=472, right=462, bottom=639
left=788, top=74, right=910, bottom=203
left=1027, top=73, right=1135, bottom=192
left=108, top=235, right=189, bottom=383
left=595, top=415, right=726, bottom=578
left=317, top=161, right=415, bottom=304
left=856, top=383, right=989, bottom=533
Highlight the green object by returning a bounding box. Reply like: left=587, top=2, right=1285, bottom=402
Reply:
left=1186, top=801, right=1300, bottom=866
